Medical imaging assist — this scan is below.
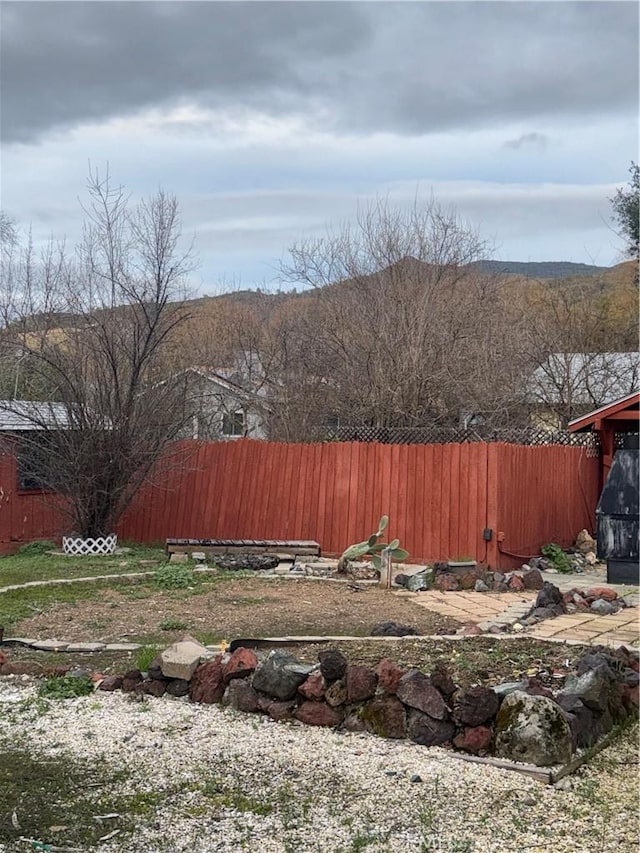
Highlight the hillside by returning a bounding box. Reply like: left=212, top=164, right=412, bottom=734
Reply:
left=469, top=260, right=610, bottom=279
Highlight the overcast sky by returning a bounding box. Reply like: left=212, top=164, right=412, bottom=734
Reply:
left=1, top=0, right=638, bottom=293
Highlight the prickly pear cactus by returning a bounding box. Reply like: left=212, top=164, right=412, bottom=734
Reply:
left=337, top=516, right=409, bottom=573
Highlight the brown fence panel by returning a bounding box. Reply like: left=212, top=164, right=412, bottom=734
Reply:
left=493, top=444, right=600, bottom=569
left=118, top=439, right=494, bottom=562
left=0, top=437, right=600, bottom=566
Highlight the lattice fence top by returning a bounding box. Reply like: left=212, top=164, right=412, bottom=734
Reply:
left=323, top=425, right=601, bottom=449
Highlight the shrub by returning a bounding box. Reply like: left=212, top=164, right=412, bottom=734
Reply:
left=541, top=543, right=572, bottom=573
left=38, top=675, right=94, bottom=700
left=154, top=563, right=195, bottom=590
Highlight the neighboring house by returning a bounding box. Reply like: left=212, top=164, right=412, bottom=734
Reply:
left=529, top=352, right=640, bottom=428
left=179, top=367, right=267, bottom=440
left=0, top=400, right=71, bottom=491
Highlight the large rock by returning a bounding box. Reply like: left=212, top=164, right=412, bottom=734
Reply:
left=98, top=675, right=123, bottom=692
left=575, top=529, right=597, bottom=555
left=559, top=667, right=615, bottom=713
left=453, top=686, right=500, bottom=726
left=265, top=700, right=297, bottom=721
left=406, top=709, right=455, bottom=746
left=318, top=649, right=347, bottom=682
left=495, top=691, right=572, bottom=766
left=294, top=701, right=344, bottom=727
left=396, top=670, right=447, bottom=719
left=160, top=638, right=207, bottom=681
left=165, top=678, right=190, bottom=697
left=535, top=582, right=566, bottom=611
left=405, top=573, right=430, bottom=592
left=555, top=694, right=598, bottom=749
left=252, top=651, right=315, bottom=701
left=345, top=665, right=378, bottom=703
left=370, top=621, right=418, bottom=637
left=121, top=669, right=143, bottom=692
left=434, top=573, right=459, bottom=592
left=189, top=657, right=225, bottom=704
left=298, top=670, right=326, bottom=701
left=521, top=568, right=544, bottom=590
left=223, top=647, right=258, bottom=683
left=225, top=679, right=261, bottom=713
left=590, top=599, right=616, bottom=616
left=360, top=696, right=407, bottom=739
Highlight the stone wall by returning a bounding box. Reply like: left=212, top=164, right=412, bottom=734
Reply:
left=95, top=640, right=639, bottom=768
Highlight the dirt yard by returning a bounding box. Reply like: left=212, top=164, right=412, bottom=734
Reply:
left=10, top=576, right=461, bottom=644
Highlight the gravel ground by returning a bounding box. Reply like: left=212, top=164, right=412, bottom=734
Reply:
left=0, top=677, right=638, bottom=853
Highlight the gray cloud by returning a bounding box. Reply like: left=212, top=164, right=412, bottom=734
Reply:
left=1, top=1, right=637, bottom=143
left=504, top=132, right=548, bottom=150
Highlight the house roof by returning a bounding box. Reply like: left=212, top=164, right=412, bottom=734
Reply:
left=568, top=390, right=640, bottom=433
left=0, top=400, right=71, bottom=431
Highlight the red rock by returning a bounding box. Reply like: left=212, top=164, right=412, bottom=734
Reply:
left=459, top=622, right=482, bottom=636
left=294, top=701, right=344, bottom=727
left=0, top=660, right=44, bottom=676
left=98, top=675, right=123, bottom=692
left=223, top=647, right=258, bottom=683
left=453, top=725, right=492, bottom=754
left=376, top=658, right=405, bottom=694
left=458, top=568, right=482, bottom=590
left=575, top=600, right=591, bottom=612
left=434, top=573, right=460, bottom=592
left=266, top=700, right=297, bottom=721
left=507, top=575, right=525, bottom=592
left=189, top=656, right=225, bottom=704
left=524, top=678, right=554, bottom=700
left=226, top=679, right=260, bottom=713
left=298, top=670, right=326, bottom=700
left=0, top=651, right=7, bottom=666
left=345, top=665, right=377, bottom=703
left=397, top=670, right=448, bottom=719
left=90, top=672, right=104, bottom=683
left=585, top=587, right=618, bottom=602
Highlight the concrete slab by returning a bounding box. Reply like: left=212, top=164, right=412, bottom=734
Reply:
left=31, top=640, right=68, bottom=651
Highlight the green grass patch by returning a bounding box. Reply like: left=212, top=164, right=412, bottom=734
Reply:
left=159, top=617, right=189, bottom=631
left=0, top=544, right=166, bottom=587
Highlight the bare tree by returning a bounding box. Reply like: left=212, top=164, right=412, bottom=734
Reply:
left=0, top=170, right=196, bottom=538
left=274, top=197, right=526, bottom=435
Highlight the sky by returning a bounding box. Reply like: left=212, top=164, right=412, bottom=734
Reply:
left=1, top=0, right=638, bottom=294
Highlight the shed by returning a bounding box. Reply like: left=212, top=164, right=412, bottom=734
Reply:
left=569, top=392, right=639, bottom=583
left=568, top=391, right=640, bottom=488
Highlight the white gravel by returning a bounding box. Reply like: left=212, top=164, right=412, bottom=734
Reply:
left=0, top=676, right=638, bottom=853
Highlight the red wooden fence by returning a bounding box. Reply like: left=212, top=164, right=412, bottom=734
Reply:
left=0, top=438, right=600, bottom=569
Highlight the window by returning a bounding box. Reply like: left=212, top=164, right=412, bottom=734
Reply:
left=16, top=433, right=55, bottom=492
left=221, top=410, right=245, bottom=437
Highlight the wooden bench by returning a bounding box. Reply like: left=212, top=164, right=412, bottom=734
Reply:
left=165, top=538, right=321, bottom=559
